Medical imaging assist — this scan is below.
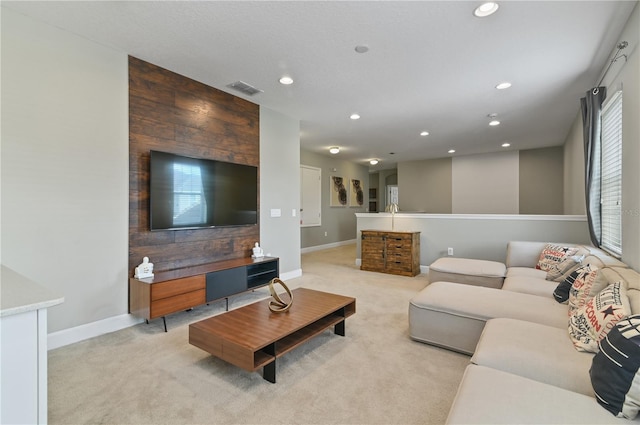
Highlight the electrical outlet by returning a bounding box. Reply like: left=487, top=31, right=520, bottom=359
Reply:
left=448, top=247, right=454, bottom=256
left=324, top=232, right=328, bottom=237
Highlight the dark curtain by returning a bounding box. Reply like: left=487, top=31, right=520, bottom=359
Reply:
left=581, top=86, right=606, bottom=247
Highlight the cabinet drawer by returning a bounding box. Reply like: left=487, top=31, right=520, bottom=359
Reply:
left=385, top=257, right=412, bottom=270
left=151, top=289, right=206, bottom=319
left=387, top=245, right=411, bottom=257
left=152, top=275, right=205, bottom=301
left=386, top=238, right=412, bottom=249
left=385, top=250, right=410, bottom=262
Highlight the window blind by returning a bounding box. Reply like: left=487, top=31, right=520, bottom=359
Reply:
left=600, top=90, right=623, bottom=256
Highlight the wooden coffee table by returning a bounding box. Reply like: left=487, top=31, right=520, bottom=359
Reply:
left=189, top=288, right=356, bottom=383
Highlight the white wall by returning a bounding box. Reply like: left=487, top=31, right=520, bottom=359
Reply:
left=452, top=151, right=519, bottom=213
left=259, top=107, right=302, bottom=278
left=1, top=8, right=129, bottom=333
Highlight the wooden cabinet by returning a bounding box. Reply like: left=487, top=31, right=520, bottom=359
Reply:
left=360, top=230, right=420, bottom=277
left=129, top=257, right=279, bottom=330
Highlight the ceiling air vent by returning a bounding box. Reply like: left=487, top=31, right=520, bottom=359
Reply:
left=226, top=81, right=263, bottom=96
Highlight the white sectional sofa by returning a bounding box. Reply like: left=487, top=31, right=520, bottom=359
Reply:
left=408, top=241, right=640, bottom=424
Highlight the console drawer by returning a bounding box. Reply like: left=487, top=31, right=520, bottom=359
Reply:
left=151, top=289, right=206, bottom=319
left=151, top=275, right=205, bottom=301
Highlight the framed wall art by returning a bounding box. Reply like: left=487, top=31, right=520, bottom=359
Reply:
left=330, top=176, right=347, bottom=207
left=350, top=178, right=364, bottom=207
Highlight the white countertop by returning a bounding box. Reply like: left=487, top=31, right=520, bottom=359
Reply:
left=1, top=265, right=64, bottom=317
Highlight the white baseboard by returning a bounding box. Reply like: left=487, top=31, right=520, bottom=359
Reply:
left=301, top=239, right=357, bottom=254
left=48, top=314, right=143, bottom=350
left=280, top=268, right=302, bottom=280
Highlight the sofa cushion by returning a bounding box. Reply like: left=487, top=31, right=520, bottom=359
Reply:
left=591, top=315, right=640, bottom=419
left=506, top=241, right=562, bottom=268
left=502, top=275, right=557, bottom=298
left=471, top=318, right=594, bottom=395
left=506, top=267, right=547, bottom=278
left=536, top=243, right=580, bottom=271
left=446, top=365, right=632, bottom=424
left=601, top=267, right=640, bottom=292
left=409, top=281, right=568, bottom=354
left=568, top=264, right=604, bottom=312
left=428, top=257, right=506, bottom=288
left=569, top=281, right=630, bottom=352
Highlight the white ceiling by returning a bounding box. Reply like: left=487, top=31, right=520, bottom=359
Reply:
left=3, top=1, right=636, bottom=170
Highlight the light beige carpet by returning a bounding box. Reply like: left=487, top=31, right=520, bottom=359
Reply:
left=48, top=244, right=469, bottom=424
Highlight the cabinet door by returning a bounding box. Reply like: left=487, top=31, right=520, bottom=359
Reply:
left=206, top=267, right=247, bottom=302
left=361, top=232, right=385, bottom=271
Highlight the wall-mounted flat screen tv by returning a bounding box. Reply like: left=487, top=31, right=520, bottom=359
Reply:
left=149, top=150, right=258, bottom=231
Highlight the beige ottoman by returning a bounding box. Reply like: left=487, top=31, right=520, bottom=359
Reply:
left=428, top=257, right=506, bottom=288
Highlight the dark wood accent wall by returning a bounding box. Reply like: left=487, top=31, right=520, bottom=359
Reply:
left=129, top=56, right=260, bottom=275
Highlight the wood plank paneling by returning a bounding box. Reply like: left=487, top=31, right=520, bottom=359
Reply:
left=128, top=56, right=260, bottom=277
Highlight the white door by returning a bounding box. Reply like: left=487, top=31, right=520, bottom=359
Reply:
left=300, top=165, right=321, bottom=226
left=387, top=185, right=399, bottom=206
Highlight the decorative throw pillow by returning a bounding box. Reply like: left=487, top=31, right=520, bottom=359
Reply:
left=553, top=262, right=595, bottom=304
left=568, top=281, right=630, bottom=352
left=536, top=243, right=579, bottom=272
left=546, top=253, right=586, bottom=282
left=553, top=265, right=584, bottom=304
left=590, top=315, right=640, bottom=419
left=567, top=265, right=607, bottom=312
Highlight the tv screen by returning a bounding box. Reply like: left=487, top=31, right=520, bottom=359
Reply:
left=149, top=150, right=258, bottom=231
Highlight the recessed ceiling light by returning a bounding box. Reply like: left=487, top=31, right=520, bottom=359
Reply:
left=448, top=149, right=456, bottom=154
left=496, top=82, right=512, bottom=90
left=350, top=113, right=361, bottom=120
left=355, top=45, right=369, bottom=54
left=329, top=147, right=340, bottom=154
left=420, top=131, right=430, bottom=136
left=279, top=76, right=294, bottom=85
left=502, top=142, right=511, bottom=147
left=369, top=159, right=379, bottom=165
left=474, top=2, right=499, bottom=17
left=489, top=120, right=501, bottom=126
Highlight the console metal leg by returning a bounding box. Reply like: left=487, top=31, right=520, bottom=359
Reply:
left=335, top=319, right=345, bottom=336
left=263, top=360, right=276, bottom=383
left=162, top=316, right=167, bottom=333
left=225, top=298, right=229, bottom=311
